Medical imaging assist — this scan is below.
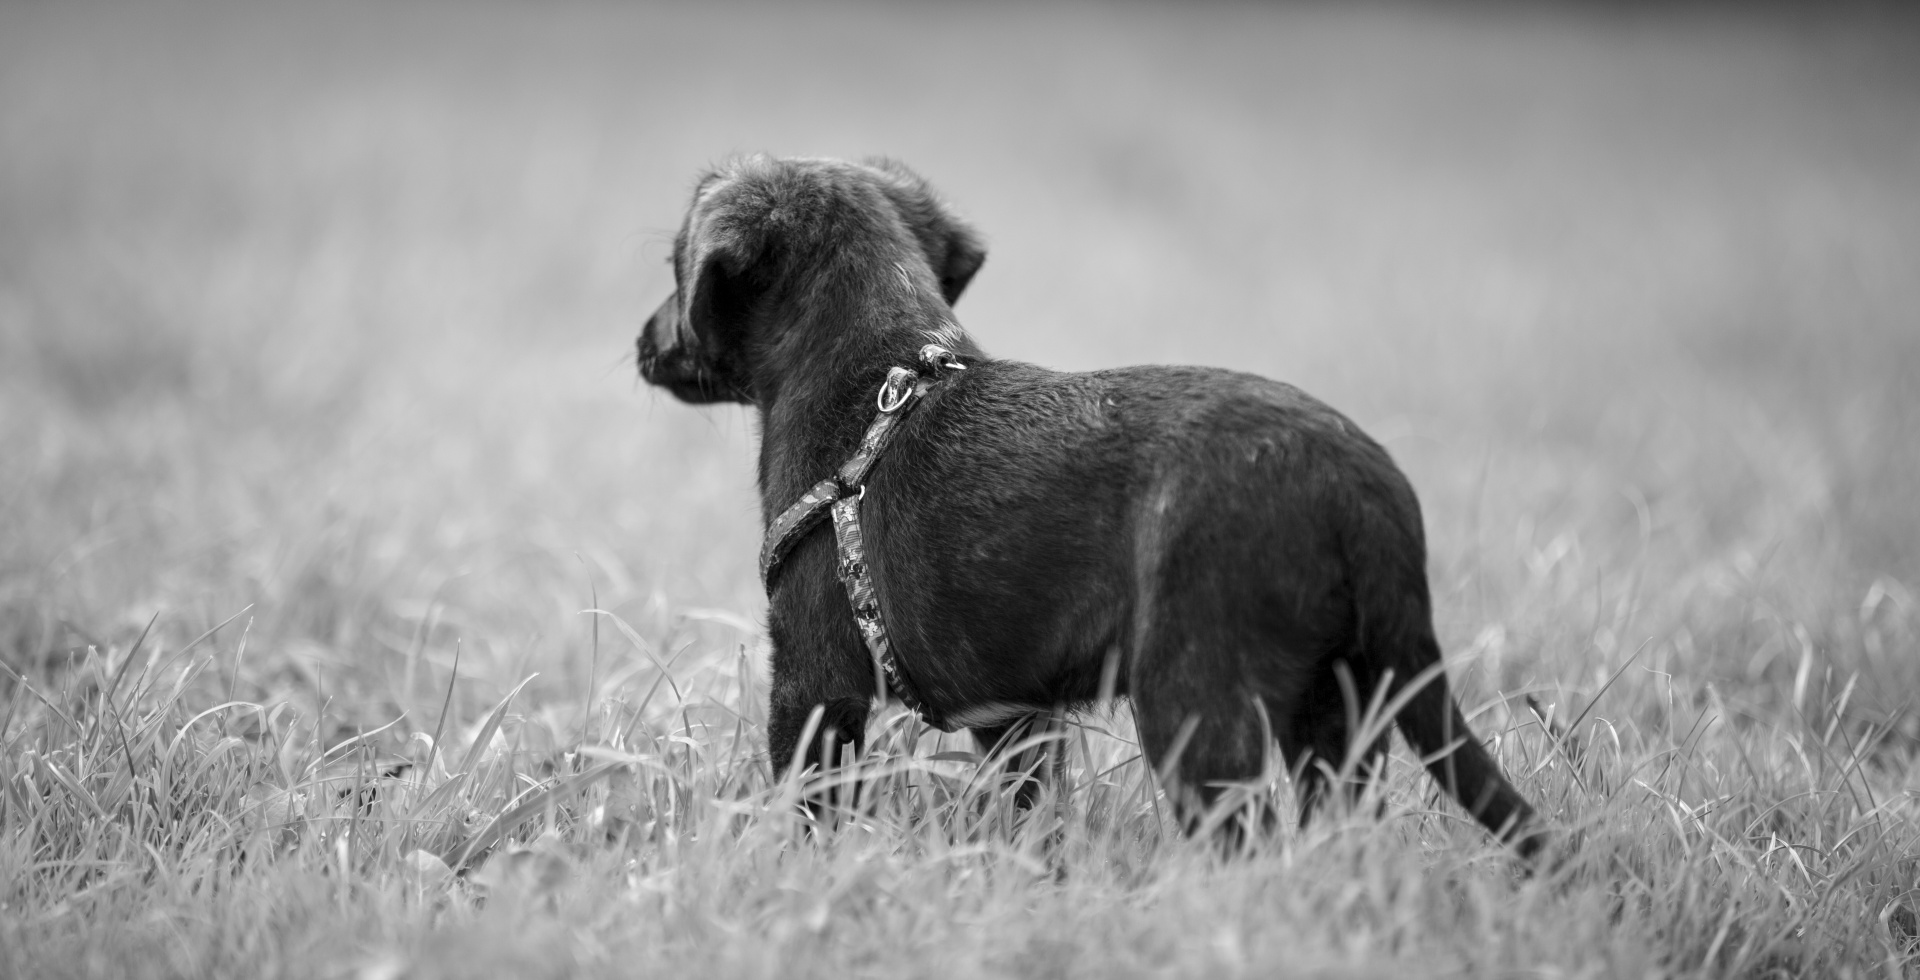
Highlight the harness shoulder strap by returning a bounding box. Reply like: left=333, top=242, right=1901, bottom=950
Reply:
left=758, top=476, right=844, bottom=589
left=755, top=345, right=966, bottom=730
left=758, top=366, right=933, bottom=591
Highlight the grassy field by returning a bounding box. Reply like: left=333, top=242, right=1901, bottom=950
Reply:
left=3, top=2, right=1919, bottom=977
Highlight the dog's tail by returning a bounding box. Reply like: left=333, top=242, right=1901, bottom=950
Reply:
left=1349, top=498, right=1545, bottom=859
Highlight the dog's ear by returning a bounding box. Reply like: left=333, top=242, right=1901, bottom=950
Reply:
left=678, top=193, right=766, bottom=348
left=937, top=222, right=986, bottom=305
left=864, top=158, right=988, bottom=305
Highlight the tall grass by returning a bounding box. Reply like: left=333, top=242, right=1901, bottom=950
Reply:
left=2, top=588, right=1916, bottom=977
left=2, top=3, right=1917, bottom=977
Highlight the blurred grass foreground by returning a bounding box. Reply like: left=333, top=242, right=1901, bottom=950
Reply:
left=2, top=3, right=1919, bottom=978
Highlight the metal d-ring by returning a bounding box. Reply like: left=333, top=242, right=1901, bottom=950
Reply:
left=876, top=366, right=917, bottom=413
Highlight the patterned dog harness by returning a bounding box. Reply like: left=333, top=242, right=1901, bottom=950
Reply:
left=759, top=344, right=967, bottom=729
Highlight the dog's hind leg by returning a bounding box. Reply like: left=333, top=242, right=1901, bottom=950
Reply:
left=1129, top=644, right=1280, bottom=846
left=1277, top=659, right=1392, bottom=828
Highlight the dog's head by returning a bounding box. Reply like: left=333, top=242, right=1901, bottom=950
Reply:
left=636, top=156, right=986, bottom=405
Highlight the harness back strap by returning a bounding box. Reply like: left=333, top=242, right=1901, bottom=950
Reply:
left=757, top=344, right=965, bottom=729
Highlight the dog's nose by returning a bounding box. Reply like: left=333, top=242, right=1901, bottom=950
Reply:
left=636, top=325, right=660, bottom=377
left=636, top=294, right=682, bottom=379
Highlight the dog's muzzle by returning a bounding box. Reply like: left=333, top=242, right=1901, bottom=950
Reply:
left=636, top=294, right=744, bottom=404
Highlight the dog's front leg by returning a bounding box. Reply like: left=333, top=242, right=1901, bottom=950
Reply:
left=971, top=708, right=1066, bottom=812
left=766, top=601, right=875, bottom=823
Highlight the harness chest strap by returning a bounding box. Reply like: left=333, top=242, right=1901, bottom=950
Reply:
left=757, top=345, right=964, bottom=729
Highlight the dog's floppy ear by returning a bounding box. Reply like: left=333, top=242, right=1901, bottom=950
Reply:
left=678, top=185, right=766, bottom=347
left=864, top=157, right=987, bottom=305
left=937, top=222, right=986, bottom=306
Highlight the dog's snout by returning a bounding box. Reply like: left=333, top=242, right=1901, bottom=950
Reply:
left=635, top=331, right=656, bottom=374
left=637, top=294, right=680, bottom=380
left=634, top=290, right=747, bottom=404
left=637, top=310, right=661, bottom=354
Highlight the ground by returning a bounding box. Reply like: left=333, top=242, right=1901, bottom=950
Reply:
left=2, top=3, right=1918, bottom=978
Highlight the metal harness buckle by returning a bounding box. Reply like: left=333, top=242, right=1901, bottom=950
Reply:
left=918, top=344, right=967, bottom=373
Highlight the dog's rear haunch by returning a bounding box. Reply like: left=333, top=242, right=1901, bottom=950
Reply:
left=637, top=155, right=1544, bottom=858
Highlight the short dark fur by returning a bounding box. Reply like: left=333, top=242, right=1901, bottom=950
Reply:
left=637, top=155, right=1543, bottom=856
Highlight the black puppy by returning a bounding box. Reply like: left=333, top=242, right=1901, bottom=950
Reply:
left=637, top=155, right=1542, bottom=856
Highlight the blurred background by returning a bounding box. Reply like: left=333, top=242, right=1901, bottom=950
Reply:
left=2, top=1, right=1916, bottom=737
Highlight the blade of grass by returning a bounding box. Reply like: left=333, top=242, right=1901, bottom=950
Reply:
left=452, top=673, right=539, bottom=779
left=444, top=761, right=622, bottom=870
left=424, top=638, right=462, bottom=782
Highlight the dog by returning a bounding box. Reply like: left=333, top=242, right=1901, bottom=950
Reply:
left=636, top=155, right=1543, bottom=857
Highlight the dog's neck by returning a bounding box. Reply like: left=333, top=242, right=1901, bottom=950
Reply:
left=750, top=262, right=982, bottom=518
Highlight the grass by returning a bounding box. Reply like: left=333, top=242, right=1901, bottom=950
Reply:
left=2, top=2, right=1918, bottom=977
